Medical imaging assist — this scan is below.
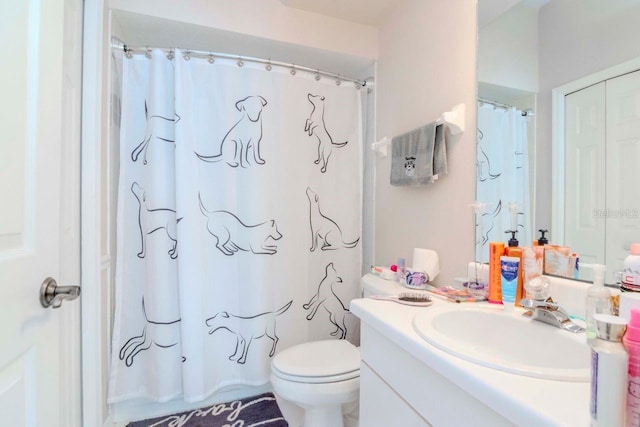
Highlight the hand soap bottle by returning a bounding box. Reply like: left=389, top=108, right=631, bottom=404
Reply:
left=582, top=263, right=612, bottom=343
left=505, top=230, right=524, bottom=306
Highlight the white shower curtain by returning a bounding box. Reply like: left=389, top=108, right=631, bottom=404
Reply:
left=108, top=49, right=362, bottom=403
left=476, top=104, right=530, bottom=263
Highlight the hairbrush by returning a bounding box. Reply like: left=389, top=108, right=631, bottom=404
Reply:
left=369, top=293, right=433, bottom=307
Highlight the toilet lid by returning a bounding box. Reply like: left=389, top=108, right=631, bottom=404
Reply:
left=272, top=340, right=360, bottom=383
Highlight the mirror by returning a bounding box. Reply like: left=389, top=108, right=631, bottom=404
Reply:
left=477, top=0, right=640, bottom=284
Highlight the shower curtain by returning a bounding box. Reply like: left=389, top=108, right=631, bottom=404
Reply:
left=476, top=103, right=530, bottom=263
left=108, top=49, right=362, bottom=403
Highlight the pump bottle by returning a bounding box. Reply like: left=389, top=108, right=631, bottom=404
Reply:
left=582, top=263, right=612, bottom=343
left=505, top=230, right=524, bottom=306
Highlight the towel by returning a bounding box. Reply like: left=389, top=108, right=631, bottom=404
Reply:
left=390, top=122, right=447, bottom=186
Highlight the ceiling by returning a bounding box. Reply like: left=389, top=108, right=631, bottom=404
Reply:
left=279, top=0, right=551, bottom=29
left=278, top=0, right=405, bottom=27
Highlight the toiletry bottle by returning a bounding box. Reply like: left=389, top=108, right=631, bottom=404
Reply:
left=505, top=230, right=524, bottom=306
left=488, top=242, right=505, bottom=304
left=536, top=229, right=549, bottom=246
left=590, top=314, right=628, bottom=427
left=583, top=263, right=613, bottom=343
left=396, top=258, right=406, bottom=283
left=623, top=308, right=640, bottom=427
left=536, top=229, right=549, bottom=272
left=622, top=244, right=640, bottom=293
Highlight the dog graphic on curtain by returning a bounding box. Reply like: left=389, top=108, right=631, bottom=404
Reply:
left=195, top=95, right=268, bottom=168
left=303, top=263, right=349, bottom=339
left=205, top=301, right=293, bottom=364
left=306, top=187, right=359, bottom=252
left=198, top=193, right=282, bottom=256
left=305, top=93, right=349, bottom=173
left=131, top=101, right=180, bottom=165
left=119, top=298, right=182, bottom=367
left=131, top=182, right=182, bottom=259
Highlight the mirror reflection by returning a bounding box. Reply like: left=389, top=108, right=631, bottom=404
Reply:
left=477, top=0, right=640, bottom=284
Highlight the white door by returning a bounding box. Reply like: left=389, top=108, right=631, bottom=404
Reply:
left=605, top=70, right=640, bottom=280
left=564, top=82, right=606, bottom=281
left=0, top=0, right=82, bottom=425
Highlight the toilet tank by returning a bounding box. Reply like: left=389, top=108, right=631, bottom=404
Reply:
left=361, top=273, right=408, bottom=297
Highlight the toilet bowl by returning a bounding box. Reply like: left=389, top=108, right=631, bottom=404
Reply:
left=270, top=339, right=360, bottom=427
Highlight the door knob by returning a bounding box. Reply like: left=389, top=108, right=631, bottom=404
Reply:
left=39, top=277, right=81, bottom=309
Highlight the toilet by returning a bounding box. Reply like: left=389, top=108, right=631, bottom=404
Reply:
left=270, top=339, right=360, bottom=427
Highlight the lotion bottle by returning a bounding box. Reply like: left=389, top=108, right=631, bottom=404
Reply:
left=590, top=314, right=628, bottom=427
left=505, top=230, right=524, bottom=306
left=582, top=263, right=613, bottom=343
left=624, top=308, right=640, bottom=427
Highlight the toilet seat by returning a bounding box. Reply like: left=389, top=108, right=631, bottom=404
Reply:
left=271, top=340, right=360, bottom=384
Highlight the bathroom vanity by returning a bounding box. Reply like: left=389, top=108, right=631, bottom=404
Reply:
left=353, top=274, right=592, bottom=426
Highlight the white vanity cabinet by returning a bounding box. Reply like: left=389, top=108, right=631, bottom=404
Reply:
left=358, top=323, right=513, bottom=427
left=352, top=296, right=591, bottom=427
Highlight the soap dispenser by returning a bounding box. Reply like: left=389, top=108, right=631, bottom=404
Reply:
left=582, top=263, right=613, bottom=343
left=505, top=230, right=524, bottom=306
left=536, top=229, right=549, bottom=246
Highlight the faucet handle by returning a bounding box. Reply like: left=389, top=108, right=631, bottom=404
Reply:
left=519, top=299, right=559, bottom=310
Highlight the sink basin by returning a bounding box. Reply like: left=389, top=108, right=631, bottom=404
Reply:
left=412, top=305, right=590, bottom=381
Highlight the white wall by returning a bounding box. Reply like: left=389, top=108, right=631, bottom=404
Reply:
left=478, top=0, right=538, bottom=93
left=109, top=0, right=378, bottom=60
left=536, top=0, right=640, bottom=231
left=374, top=0, right=477, bottom=285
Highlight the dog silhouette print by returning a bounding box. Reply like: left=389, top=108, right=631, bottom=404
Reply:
left=306, top=187, right=359, bottom=252
left=476, top=128, right=501, bottom=182
left=198, top=193, right=282, bottom=256
left=205, top=300, right=293, bottom=364
left=195, top=95, right=268, bottom=168
left=131, top=182, right=182, bottom=259
left=303, top=263, right=349, bottom=339
left=304, top=93, right=348, bottom=173
left=479, top=200, right=502, bottom=246
left=131, top=101, right=181, bottom=165
left=119, top=298, right=182, bottom=367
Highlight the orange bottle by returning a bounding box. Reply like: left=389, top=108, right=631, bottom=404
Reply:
left=488, top=242, right=505, bottom=304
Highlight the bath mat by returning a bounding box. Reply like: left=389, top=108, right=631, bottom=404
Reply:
left=127, top=392, right=288, bottom=427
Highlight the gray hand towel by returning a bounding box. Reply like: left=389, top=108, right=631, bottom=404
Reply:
left=390, top=122, right=447, bottom=186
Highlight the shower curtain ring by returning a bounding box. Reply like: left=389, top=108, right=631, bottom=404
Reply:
left=124, top=47, right=133, bottom=59
left=237, top=58, right=244, bottom=67
left=183, top=51, right=191, bottom=61
left=290, top=65, right=297, bottom=76
left=336, top=78, right=342, bottom=86
left=266, top=60, right=272, bottom=71
left=167, top=50, right=175, bottom=60
left=208, top=54, right=215, bottom=64
left=315, top=70, right=321, bottom=81
left=145, top=47, right=151, bottom=59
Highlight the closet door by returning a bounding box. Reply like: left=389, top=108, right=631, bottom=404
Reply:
left=605, top=70, right=640, bottom=279
left=565, top=82, right=606, bottom=276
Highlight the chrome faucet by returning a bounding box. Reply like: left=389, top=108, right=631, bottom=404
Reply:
left=519, top=299, right=585, bottom=333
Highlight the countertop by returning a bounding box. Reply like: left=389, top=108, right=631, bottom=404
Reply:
left=353, top=274, right=590, bottom=427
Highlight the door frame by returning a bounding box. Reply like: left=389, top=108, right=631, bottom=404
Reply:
left=81, top=0, right=109, bottom=425
left=551, top=56, right=640, bottom=247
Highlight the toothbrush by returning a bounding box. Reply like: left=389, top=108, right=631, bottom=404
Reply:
left=369, top=293, right=433, bottom=307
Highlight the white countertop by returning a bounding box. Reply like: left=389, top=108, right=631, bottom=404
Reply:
left=353, top=274, right=591, bottom=427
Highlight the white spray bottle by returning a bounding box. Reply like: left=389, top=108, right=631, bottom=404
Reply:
left=581, top=263, right=612, bottom=343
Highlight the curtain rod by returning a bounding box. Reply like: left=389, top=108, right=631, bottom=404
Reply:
left=478, top=97, right=534, bottom=117
left=110, top=37, right=369, bottom=88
